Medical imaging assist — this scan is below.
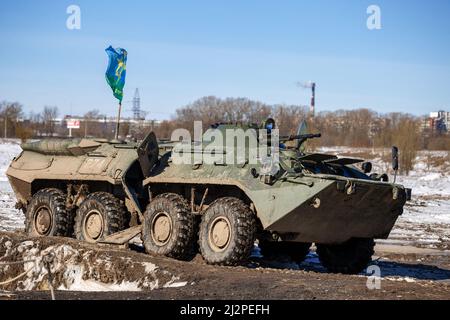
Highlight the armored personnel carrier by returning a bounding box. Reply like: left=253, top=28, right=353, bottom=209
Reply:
left=6, top=120, right=410, bottom=274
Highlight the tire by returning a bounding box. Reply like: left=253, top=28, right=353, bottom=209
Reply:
left=316, top=238, right=375, bottom=274
left=74, top=192, right=128, bottom=243
left=142, top=193, right=196, bottom=260
left=25, top=188, right=73, bottom=237
left=199, top=197, right=256, bottom=266
left=259, top=241, right=311, bottom=264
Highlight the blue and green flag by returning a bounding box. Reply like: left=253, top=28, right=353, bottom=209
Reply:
left=105, top=46, right=127, bottom=102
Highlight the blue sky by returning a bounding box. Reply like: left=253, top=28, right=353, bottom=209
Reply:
left=0, top=0, right=449, bottom=119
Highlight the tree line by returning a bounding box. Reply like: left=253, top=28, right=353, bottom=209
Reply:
left=152, top=96, right=448, bottom=175
left=1, top=97, right=449, bottom=174
left=0, top=102, right=131, bottom=140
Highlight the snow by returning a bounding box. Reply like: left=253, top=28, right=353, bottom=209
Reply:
left=142, top=262, right=158, bottom=273
left=0, top=239, right=187, bottom=292
left=0, top=140, right=22, bottom=182
left=164, top=281, right=188, bottom=288
left=419, top=173, right=442, bottom=181
left=58, top=265, right=142, bottom=292
left=0, top=140, right=23, bottom=231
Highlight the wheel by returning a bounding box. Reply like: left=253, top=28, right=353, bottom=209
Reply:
left=142, top=193, right=196, bottom=260
left=198, top=197, right=256, bottom=266
left=25, top=188, right=73, bottom=237
left=316, top=238, right=375, bottom=274
left=259, top=241, right=311, bottom=264
left=74, top=192, right=128, bottom=243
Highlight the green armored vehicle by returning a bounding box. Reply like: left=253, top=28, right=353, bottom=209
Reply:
left=6, top=138, right=147, bottom=243
left=6, top=120, right=409, bottom=274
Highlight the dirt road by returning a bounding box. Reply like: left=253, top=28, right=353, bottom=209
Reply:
left=1, top=231, right=449, bottom=300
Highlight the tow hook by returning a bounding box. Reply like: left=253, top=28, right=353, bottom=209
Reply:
left=392, top=187, right=399, bottom=200
left=345, top=181, right=356, bottom=195
left=406, top=188, right=412, bottom=201
left=14, top=201, right=25, bottom=211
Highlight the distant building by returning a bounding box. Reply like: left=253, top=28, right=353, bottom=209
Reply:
left=422, top=110, right=450, bottom=134
left=54, top=115, right=161, bottom=126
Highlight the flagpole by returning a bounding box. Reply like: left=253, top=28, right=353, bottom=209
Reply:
left=115, top=101, right=122, bottom=140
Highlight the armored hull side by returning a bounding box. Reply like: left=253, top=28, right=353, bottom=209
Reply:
left=143, top=161, right=407, bottom=244
left=6, top=140, right=139, bottom=207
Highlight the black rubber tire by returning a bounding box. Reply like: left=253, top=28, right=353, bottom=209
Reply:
left=142, top=193, right=196, bottom=260
left=199, top=197, right=257, bottom=266
left=74, top=192, right=127, bottom=243
left=25, top=188, right=73, bottom=237
left=259, top=241, right=312, bottom=264
left=316, top=238, right=375, bottom=274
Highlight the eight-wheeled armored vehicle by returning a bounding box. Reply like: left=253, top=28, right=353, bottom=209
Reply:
left=6, top=120, right=410, bottom=274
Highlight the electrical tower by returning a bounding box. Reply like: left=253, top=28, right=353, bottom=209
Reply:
left=132, top=88, right=142, bottom=120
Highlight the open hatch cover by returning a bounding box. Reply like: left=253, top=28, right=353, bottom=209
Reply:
left=323, top=158, right=364, bottom=166
left=298, top=153, right=363, bottom=165
left=298, top=153, right=338, bottom=163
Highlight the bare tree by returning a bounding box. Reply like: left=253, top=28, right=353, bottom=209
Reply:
left=392, top=116, right=420, bottom=175
left=82, top=109, right=106, bottom=138
left=42, top=106, right=59, bottom=136
left=0, top=101, right=23, bottom=138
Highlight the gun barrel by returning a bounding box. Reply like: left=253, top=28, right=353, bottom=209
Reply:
left=280, top=133, right=322, bottom=142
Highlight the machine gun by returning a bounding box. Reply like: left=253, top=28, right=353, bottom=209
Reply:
left=280, top=133, right=322, bottom=146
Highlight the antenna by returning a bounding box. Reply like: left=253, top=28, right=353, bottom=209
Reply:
left=296, top=81, right=316, bottom=117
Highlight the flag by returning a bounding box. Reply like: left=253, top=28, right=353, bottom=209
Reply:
left=105, top=46, right=127, bottom=102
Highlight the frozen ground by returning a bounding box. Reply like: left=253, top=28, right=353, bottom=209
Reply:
left=0, top=141, right=23, bottom=232
left=1, top=143, right=450, bottom=249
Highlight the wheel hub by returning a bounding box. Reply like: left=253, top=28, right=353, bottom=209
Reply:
left=151, top=212, right=172, bottom=246
left=84, top=210, right=104, bottom=241
left=209, top=217, right=231, bottom=252
left=35, top=207, right=52, bottom=235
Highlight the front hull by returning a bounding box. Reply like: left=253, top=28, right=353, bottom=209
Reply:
left=267, top=179, right=406, bottom=244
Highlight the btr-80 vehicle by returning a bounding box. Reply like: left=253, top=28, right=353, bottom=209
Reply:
left=6, top=120, right=409, bottom=274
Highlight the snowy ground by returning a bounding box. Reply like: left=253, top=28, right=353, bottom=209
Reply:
left=0, top=141, right=23, bottom=232
left=1, top=143, right=449, bottom=249
left=0, top=234, right=188, bottom=293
